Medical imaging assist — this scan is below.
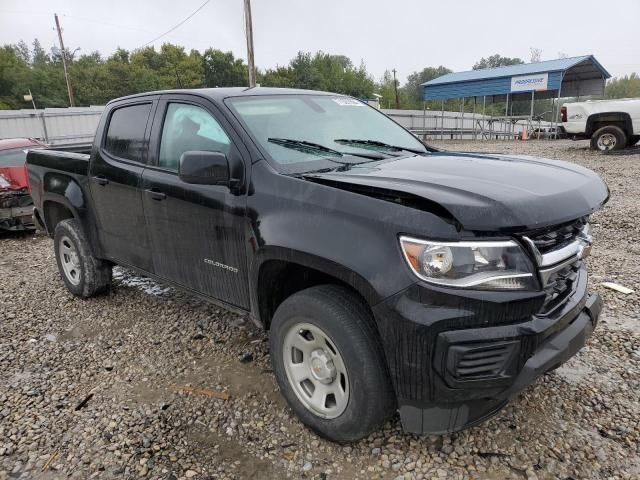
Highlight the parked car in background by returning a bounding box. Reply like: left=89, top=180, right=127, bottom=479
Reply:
left=0, top=138, right=46, bottom=231
left=27, top=88, right=607, bottom=441
left=561, top=98, right=640, bottom=151
left=520, top=126, right=566, bottom=140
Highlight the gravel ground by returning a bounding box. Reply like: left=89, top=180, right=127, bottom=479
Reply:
left=1, top=140, right=639, bottom=480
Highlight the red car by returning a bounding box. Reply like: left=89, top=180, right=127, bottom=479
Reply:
left=0, top=138, right=47, bottom=230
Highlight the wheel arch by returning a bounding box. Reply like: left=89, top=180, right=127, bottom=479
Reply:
left=39, top=171, right=88, bottom=234
left=586, top=112, right=633, bottom=137
left=250, top=247, right=381, bottom=330
left=42, top=199, right=76, bottom=236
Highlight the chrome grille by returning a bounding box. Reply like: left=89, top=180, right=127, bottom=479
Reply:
left=540, top=260, right=581, bottom=313
left=522, top=217, right=590, bottom=314
left=528, top=217, right=588, bottom=254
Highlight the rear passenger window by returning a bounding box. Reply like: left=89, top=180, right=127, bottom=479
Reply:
left=104, top=103, right=151, bottom=162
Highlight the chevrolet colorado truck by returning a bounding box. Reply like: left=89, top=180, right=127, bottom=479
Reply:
left=27, top=88, right=608, bottom=442
left=561, top=98, right=640, bottom=151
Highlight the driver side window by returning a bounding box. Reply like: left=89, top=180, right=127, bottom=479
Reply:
left=158, top=103, right=231, bottom=171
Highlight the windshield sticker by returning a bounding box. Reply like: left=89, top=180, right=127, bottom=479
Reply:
left=332, top=97, right=364, bottom=106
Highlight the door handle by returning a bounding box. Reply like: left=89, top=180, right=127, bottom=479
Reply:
left=92, top=175, right=109, bottom=186
left=145, top=189, right=167, bottom=201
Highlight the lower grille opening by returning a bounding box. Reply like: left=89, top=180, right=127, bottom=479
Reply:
left=447, top=341, right=520, bottom=382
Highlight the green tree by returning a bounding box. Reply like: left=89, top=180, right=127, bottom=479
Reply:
left=605, top=73, right=640, bottom=99
left=0, top=41, right=381, bottom=109
left=261, top=51, right=375, bottom=98
left=14, top=40, right=30, bottom=64
left=0, top=45, right=30, bottom=108
left=473, top=54, right=524, bottom=70
left=130, top=44, right=203, bottom=89
left=202, top=48, right=247, bottom=87
left=70, top=52, right=108, bottom=105
left=259, top=65, right=294, bottom=88
left=32, top=39, right=49, bottom=66
left=401, top=66, right=452, bottom=109
left=376, top=70, right=406, bottom=109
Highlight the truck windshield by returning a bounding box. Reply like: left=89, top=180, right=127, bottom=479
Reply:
left=226, top=95, right=427, bottom=170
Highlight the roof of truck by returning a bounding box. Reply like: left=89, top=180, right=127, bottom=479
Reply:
left=109, top=87, right=339, bottom=105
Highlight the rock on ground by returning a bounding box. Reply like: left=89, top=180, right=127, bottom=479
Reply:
left=0, top=140, right=638, bottom=479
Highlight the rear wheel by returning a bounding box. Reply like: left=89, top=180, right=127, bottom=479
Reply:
left=269, top=285, right=395, bottom=442
left=591, top=125, right=627, bottom=152
left=54, top=219, right=112, bottom=297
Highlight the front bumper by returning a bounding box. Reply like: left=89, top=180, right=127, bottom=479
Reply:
left=372, top=265, right=601, bottom=435
left=0, top=205, right=35, bottom=230
left=0, top=192, right=35, bottom=230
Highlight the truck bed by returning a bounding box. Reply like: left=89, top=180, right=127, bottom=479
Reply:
left=27, top=149, right=90, bottom=176
left=26, top=149, right=92, bottom=233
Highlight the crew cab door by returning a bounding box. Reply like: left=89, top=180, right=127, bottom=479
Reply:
left=141, top=95, right=250, bottom=308
left=89, top=98, right=157, bottom=271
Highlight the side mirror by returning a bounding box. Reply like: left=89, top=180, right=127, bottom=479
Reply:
left=179, top=151, right=229, bottom=186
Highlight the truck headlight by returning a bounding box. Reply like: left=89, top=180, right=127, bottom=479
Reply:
left=399, top=236, right=536, bottom=290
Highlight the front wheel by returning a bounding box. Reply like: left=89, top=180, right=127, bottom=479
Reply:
left=591, top=126, right=627, bottom=152
left=269, top=285, right=396, bottom=442
left=54, top=219, right=112, bottom=297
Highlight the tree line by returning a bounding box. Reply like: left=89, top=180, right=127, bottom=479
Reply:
left=1, top=41, right=637, bottom=111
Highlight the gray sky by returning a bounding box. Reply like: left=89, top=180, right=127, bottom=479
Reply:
left=1, top=0, right=638, bottom=82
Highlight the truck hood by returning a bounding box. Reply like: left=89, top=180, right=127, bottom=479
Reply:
left=303, top=152, right=609, bottom=232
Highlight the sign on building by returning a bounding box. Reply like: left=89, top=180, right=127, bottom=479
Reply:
left=510, top=73, right=549, bottom=92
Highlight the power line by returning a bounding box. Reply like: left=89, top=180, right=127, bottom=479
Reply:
left=135, top=0, right=211, bottom=50
left=1, top=10, right=155, bottom=36
left=61, top=14, right=154, bottom=34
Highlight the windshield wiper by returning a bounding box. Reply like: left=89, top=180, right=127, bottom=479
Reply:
left=268, top=138, right=343, bottom=157
left=334, top=138, right=427, bottom=155
left=268, top=137, right=385, bottom=161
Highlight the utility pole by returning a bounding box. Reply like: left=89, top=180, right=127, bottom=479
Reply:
left=392, top=68, right=400, bottom=109
left=243, top=0, right=256, bottom=87
left=54, top=13, right=75, bottom=107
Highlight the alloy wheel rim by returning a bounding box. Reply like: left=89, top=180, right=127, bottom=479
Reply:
left=282, top=322, right=349, bottom=419
left=59, top=236, right=81, bottom=285
left=597, top=133, right=616, bottom=151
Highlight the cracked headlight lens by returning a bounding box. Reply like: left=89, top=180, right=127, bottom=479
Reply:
left=400, top=236, right=536, bottom=290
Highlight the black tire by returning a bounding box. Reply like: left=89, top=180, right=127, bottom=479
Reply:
left=269, top=285, right=395, bottom=442
left=628, top=135, right=640, bottom=147
left=590, top=126, right=627, bottom=152
left=54, top=218, right=112, bottom=297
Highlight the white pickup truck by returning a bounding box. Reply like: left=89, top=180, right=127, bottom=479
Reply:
left=561, top=98, right=640, bottom=151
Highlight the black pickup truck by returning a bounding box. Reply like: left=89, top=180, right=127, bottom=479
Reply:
left=27, top=88, right=608, bottom=442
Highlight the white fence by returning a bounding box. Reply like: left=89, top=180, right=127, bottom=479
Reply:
left=0, top=107, right=104, bottom=145
left=382, top=109, right=541, bottom=140
left=0, top=106, right=549, bottom=145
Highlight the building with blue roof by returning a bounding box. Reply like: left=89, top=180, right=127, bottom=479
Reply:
left=423, top=55, right=611, bottom=101
left=419, top=55, right=611, bottom=139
